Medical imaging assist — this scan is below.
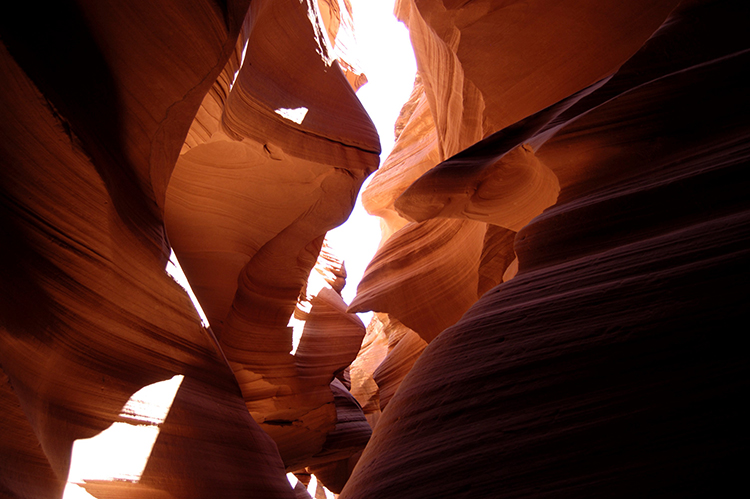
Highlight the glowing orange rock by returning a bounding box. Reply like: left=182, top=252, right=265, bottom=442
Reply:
left=341, top=1, right=748, bottom=497
left=164, top=0, right=379, bottom=470
left=0, top=0, right=296, bottom=496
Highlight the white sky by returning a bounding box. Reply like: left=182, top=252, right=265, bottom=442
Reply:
left=327, top=0, right=416, bottom=311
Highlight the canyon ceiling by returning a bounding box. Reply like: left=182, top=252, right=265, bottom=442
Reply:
left=1, top=0, right=747, bottom=498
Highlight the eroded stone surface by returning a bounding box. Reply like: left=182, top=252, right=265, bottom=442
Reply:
left=164, top=0, right=378, bottom=472
left=3, top=0, right=747, bottom=497
left=1, top=0, right=373, bottom=496
left=341, top=1, right=749, bottom=497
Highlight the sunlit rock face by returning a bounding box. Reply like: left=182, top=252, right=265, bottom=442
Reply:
left=346, top=0, right=685, bottom=427
left=1, top=0, right=375, bottom=498
left=3, top=0, right=748, bottom=498
left=165, top=0, right=378, bottom=473
left=352, top=0, right=681, bottom=341
left=342, top=0, right=749, bottom=497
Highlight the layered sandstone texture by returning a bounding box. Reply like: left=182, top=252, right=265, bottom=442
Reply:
left=1, top=0, right=376, bottom=498
left=166, top=0, right=377, bottom=473
left=2, top=0, right=748, bottom=498
left=342, top=0, right=749, bottom=497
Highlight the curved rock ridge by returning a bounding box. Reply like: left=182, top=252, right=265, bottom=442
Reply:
left=180, top=18, right=249, bottom=157
left=348, top=315, right=390, bottom=427
left=0, top=1, right=297, bottom=498
left=295, top=240, right=349, bottom=321
left=361, top=76, right=439, bottom=240
left=348, top=313, right=427, bottom=425
left=371, top=319, right=427, bottom=411
left=478, top=224, right=518, bottom=295
left=397, top=0, right=681, bottom=140
left=352, top=0, right=682, bottom=351
left=349, top=218, right=486, bottom=342
left=221, top=0, right=379, bottom=165
left=341, top=1, right=749, bottom=497
left=395, top=142, right=559, bottom=229
left=163, top=0, right=379, bottom=472
left=5, top=0, right=746, bottom=496
left=389, top=76, right=615, bottom=229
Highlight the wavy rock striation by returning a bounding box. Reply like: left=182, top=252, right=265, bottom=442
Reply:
left=347, top=0, right=685, bottom=426
left=351, top=0, right=682, bottom=347
left=1, top=0, right=374, bottom=497
left=0, top=0, right=303, bottom=496
left=164, top=0, right=378, bottom=472
left=3, top=0, right=748, bottom=497
left=342, top=0, right=749, bottom=497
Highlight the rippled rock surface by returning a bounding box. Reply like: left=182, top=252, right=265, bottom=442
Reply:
left=2, top=0, right=748, bottom=498
left=1, top=0, right=376, bottom=497
left=342, top=0, right=749, bottom=497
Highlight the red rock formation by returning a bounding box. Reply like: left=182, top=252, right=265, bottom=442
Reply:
left=165, top=0, right=379, bottom=474
left=371, top=318, right=427, bottom=410
left=349, top=316, right=389, bottom=426
left=3, top=0, right=748, bottom=497
left=341, top=0, right=749, bottom=497
left=1, top=0, right=374, bottom=497
left=0, top=0, right=300, bottom=494
left=347, top=0, right=685, bottom=420
left=352, top=0, right=682, bottom=340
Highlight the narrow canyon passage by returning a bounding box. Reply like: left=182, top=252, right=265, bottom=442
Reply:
left=1, top=1, right=748, bottom=498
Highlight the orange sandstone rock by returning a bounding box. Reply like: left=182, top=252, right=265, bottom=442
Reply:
left=1, top=0, right=294, bottom=494
left=163, top=0, right=379, bottom=470
left=1, top=0, right=374, bottom=495
left=341, top=1, right=749, bottom=497
left=350, top=218, right=485, bottom=342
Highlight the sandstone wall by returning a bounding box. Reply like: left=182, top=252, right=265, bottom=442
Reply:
left=2, top=1, right=748, bottom=498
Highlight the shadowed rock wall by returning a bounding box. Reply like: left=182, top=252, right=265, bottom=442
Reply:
left=342, top=0, right=749, bottom=497
left=2, top=0, right=748, bottom=498
left=1, top=0, right=376, bottom=497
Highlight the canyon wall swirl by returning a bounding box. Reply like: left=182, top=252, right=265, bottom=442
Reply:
left=2, top=0, right=376, bottom=497
left=342, top=0, right=749, bottom=497
left=2, top=0, right=748, bottom=497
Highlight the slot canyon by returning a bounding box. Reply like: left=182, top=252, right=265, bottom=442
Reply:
left=1, top=0, right=747, bottom=498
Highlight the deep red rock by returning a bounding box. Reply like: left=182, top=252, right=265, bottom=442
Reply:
left=341, top=1, right=750, bottom=497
